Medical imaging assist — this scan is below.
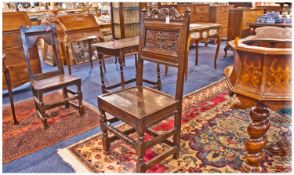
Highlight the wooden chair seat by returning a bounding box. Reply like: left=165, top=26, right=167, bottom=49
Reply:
left=32, top=74, right=80, bottom=91
left=99, top=87, right=177, bottom=127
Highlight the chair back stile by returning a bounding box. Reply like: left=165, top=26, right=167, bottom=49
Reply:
left=137, top=8, right=191, bottom=103
left=20, top=25, right=64, bottom=81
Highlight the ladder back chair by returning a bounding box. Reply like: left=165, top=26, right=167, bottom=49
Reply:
left=20, top=25, right=84, bottom=129
left=98, top=8, right=191, bottom=172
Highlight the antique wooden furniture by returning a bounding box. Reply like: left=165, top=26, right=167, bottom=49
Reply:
left=208, top=5, right=233, bottom=39
left=20, top=25, right=84, bottom=128
left=176, top=4, right=232, bottom=39
left=189, top=23, right=221, bottom=68
left=2, top=12, right=39, bottom=89
left=224, top=32, right=291, bottom=172
left=92, top=36, right=160, bottom=93
left=256, top=2, right=292, bottom=14
left=3, top=54, right=19, bottom=125
left=3, top=12, right=40, bottom=124
left=110, top=2, right=140, bottom=39
left=177, top=4, right=209, bottom=23
left=224, top=8, right=264, bottom=56
left=255, top=5, right=280, bottom=13
left=275, top=2, right=292, bottom=14
left=249, top=23, right=292, bottom=35
left=97, top=8, right=191, bottom=172
left=56, top=13, right=104, bottom=74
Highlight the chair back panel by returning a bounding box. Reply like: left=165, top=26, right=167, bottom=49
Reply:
left=137, top=8, right=191, bottom=100
left=20, top=25, right=64, bottom=81
left=139, top=8, right=190, bottom=67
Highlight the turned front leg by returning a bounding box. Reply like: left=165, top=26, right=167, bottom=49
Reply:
left=77, top=81, right=84, bottom=115
left=242, top=102, right=270, bottom=172
left=136, top=129, right=145, bottom=172
left=100, top=109, right=110, bottom=154
left=173, top=109, right=181, bottom=159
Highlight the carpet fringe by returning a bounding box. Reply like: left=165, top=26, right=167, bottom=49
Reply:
left=57, top=148, right=90, bottom=173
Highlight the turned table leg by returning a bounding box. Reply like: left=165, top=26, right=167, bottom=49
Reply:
left=194, top=41, right=199, bottom=65
left=88, top=39, right=93, bottom=68
left=118, top=52, right=125, bottom=88
left=242, top=102, right=270, bottom=172
left=214, top=34, right=220, bottom=69
left=4, top=69, right=19, bottom=125
left=98, top=53, right=106, bottom=93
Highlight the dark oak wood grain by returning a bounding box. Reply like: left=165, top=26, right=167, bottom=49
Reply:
left=20, top=25, right=84, bottom=129
left=97, top=8, right=191, bottom=172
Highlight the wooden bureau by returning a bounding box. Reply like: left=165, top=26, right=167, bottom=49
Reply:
left=3, top=12, right=41, bottom=89
left=209, top=5, right=234, bottom=39
left=177, top=4, right=233, bottom=39
left=177, top=4, right=209, bottom=23
left=55, top=13, right=104, bottom=74
left=224, top=8, right=264, bottom=56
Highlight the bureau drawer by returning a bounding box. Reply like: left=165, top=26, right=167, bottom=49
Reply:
left=216, top=18, right=228, bottom=27
left=3, top=32, right=22, bottom=48
left=194, top=14, right=209, bottom=22
left=195, top=6, right=209, bottom=14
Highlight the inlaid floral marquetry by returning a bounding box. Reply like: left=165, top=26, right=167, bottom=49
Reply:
left=144, top=29, right=179, bottom=55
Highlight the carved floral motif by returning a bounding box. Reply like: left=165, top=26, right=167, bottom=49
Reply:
left=145, top=29, right=178, bottom=55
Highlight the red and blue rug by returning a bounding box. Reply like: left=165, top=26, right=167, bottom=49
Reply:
left=2, top=91, right=100, bottom=163
left=58, top=80, right=291, bottom=173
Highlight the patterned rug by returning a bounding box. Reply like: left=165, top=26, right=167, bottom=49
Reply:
left=58, top=80, right=291, bottom=173
left=2, top=91, right=100, bottom=163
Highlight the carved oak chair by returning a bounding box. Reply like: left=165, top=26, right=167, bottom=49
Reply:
left=98, top=8, right=191, bottom=172
left=20, top=25, right=84, bottom=129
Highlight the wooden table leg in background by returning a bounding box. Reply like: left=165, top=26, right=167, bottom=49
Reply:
left=88, top=39, right=93, bottom=68
left=118, top=52, right=125, bottom=88
left=242, top=102, right=270, bottom=172
left=4, top=69, right=19, bottom=125
left=194, top=41, right=199, bottom=65
left=98, top=53, right=106, bottom=93
left=66, top=44, right=72, bottom=75
left=214, top=34, right=221, bottom=69
left=156, top=64, right=161, bottom=90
